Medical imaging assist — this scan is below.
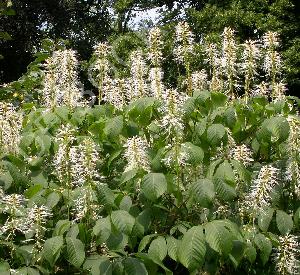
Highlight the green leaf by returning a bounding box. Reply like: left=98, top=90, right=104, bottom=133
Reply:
left=166, top=236, right=179, bottom=261
left=148, top=236, right=167, bottom=262
left=254, top=233, right=272, bottom=265
left=83, top=255, right=112, bottom=275
left=141, top=173, right=167, bottom=201
left=123, top=258, right=148, bottom=275
left=5, top=161, right=29, bottom=188
left=104, top=115, right=123, bottom=138
left=138, top=234, right=157, bottom=252
left=276, top=210, right=293, bottom=235
left=178, top=226, right=206, bottom=271
left=214, top=178, right=236, bottom=201
left=133, top=209, right=152, bottom=237
left=294, top=207, right=300, bottom=228
left=204, top=220, right=234, bottom=256
left=214, top=160, right=235, bottom=185
left=181, top=142, right=204, bottom=165
left=258, top=207, right=274, bottom=232
left=111, top=210, right=135, bottom=235
left=46, top=192, right=61, bottom=208
left=207, top=124, right=226, bottom=146
left=53, top=220, right=71, bottom=236
left=191, top=179, right=215, bottom=207
left=93, top=217, right=111, bottom=243
left=97, top=184, right=115, bottom=209
left=244, top=243, right=256, bottom=264
left=42, top=236, right=64, bottom=265
left=119, top=195, right=132, bottom=212
left=66, top=237, right=85, bottom=269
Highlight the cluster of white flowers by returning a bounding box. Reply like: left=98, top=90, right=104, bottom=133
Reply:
left=42, top=49, right=83, bottom=109
left=102, top=78, right=129, bottom=110
left=242, top=40, right=261, bottom=95
left=149, top=67, right=164, bottom=99
left=159, top=89, right=187, bottom=140
left=221, top=27, right=238, bottom=97
left=69, top=137, right=100, bottom=187
left=230, top=144, right=254, bottom=166
left=130, top=50, right=149, bottom=98
left=72, top=187, right=101, bottom=221
left=252, top=81, right=270, bottom=97
left=162, top=143, right=189, bottom=169
left=173, top=22, right=194, bottom=63
left=285, top=115, right=300, bottom=197
left=0, top=193, right=28, bottom=239
left=191, top=70, right=208, bottom=91
left=148, top=27, right=163, bottom=66
left=53, top=124, right=76, bottom=186
left=93, top=42, right=111, bottom=103
left=27, top=204, right=52, bottom=250
left=124, top=136, right=150, bottom=172
left=247, top=165, right=279, bottom=211
left=0, top=102, right=23, bottom=155
left=204, top=43, right=223, bottom=92
left=273, top=234, right=300, bottom=275
left=286, top=115, right=300, bottom=156
left=262, top=32, right=282, bottom=82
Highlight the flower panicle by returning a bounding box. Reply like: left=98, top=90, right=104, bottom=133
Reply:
left=124, top=136, right=150, bottom=172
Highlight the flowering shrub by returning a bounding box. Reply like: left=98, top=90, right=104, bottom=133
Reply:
left=0, top=23, right=300, bottom=274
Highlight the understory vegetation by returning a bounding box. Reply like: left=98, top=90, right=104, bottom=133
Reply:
left=0, top=23, right=300, bottom=274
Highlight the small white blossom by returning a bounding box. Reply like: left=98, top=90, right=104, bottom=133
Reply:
left=72, top=188, right=101, bottom=221
left=148, top=27, right=163, bottom=66
left=130, top=50, right=149, bottom=98
left=69, top=137, right=100, bottom=187
left=42, top=50, right=83, bottom=109
left=273, top=234, right=300, bottom=275
left=191, top=70, right=208, bottom=91
left=124, top=136, right=150, bottom=172
left=230, top=144, right=254, bottom=166
left=247, top=165, right=279, bottom=211
left=149, top=67, right=164, bottom=99
left=173, top=22, right=194, bottom=63
left=0, top=102, right=23, bottom=155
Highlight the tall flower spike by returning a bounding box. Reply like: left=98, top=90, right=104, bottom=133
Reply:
left=174, top=22, right=194, bottom=95
left=173, top=22, right=194, bottom=64
left=287, top=115, right=300, bottom=156
left=69, top=137, right=100, bottom=187
left=148, top=27, right=163, bottom=66
left=124, top=136, right=150, bottom=172
left=242, top=40, right=261, bottom=99
left=0, top=102, right=23, bottom=155
left=149, top=67, right=164, bottom=99
left=53, top=124, right=76, bottom=187
left=160, top=89, right=187, bottom=141
left=252, top=81, right=270, bottom=97
left=103, top=78, right=128, bottom=110
left=262, top=31, right=282, bottom=86
left=72, top=187, right=101, bottom=222
left=27, top=204, right=52, bottom=250
left=42, top=49, right=83, bottom=109
left=191, top=70, right=208, bottom=91
left=93, top=42, right=111, bottom=104
left=248, top=165, right=279, bottom=211
left=130, top=50, right=148, bottom=98
left=230, top=144, right=254, bottom=167
left=273, top=234, right=300, bottom=275
left=205, top=43, right=223, bottom=92
left=221, top=27, right=238, bottom=98
left=272, top=82, right=287, bottom=102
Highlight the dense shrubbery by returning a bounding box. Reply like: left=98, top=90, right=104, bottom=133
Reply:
left=0, top=23, right=299, bottom=274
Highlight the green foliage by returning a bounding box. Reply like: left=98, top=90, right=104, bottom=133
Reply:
left=1, top=23, right=300, bottom=275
